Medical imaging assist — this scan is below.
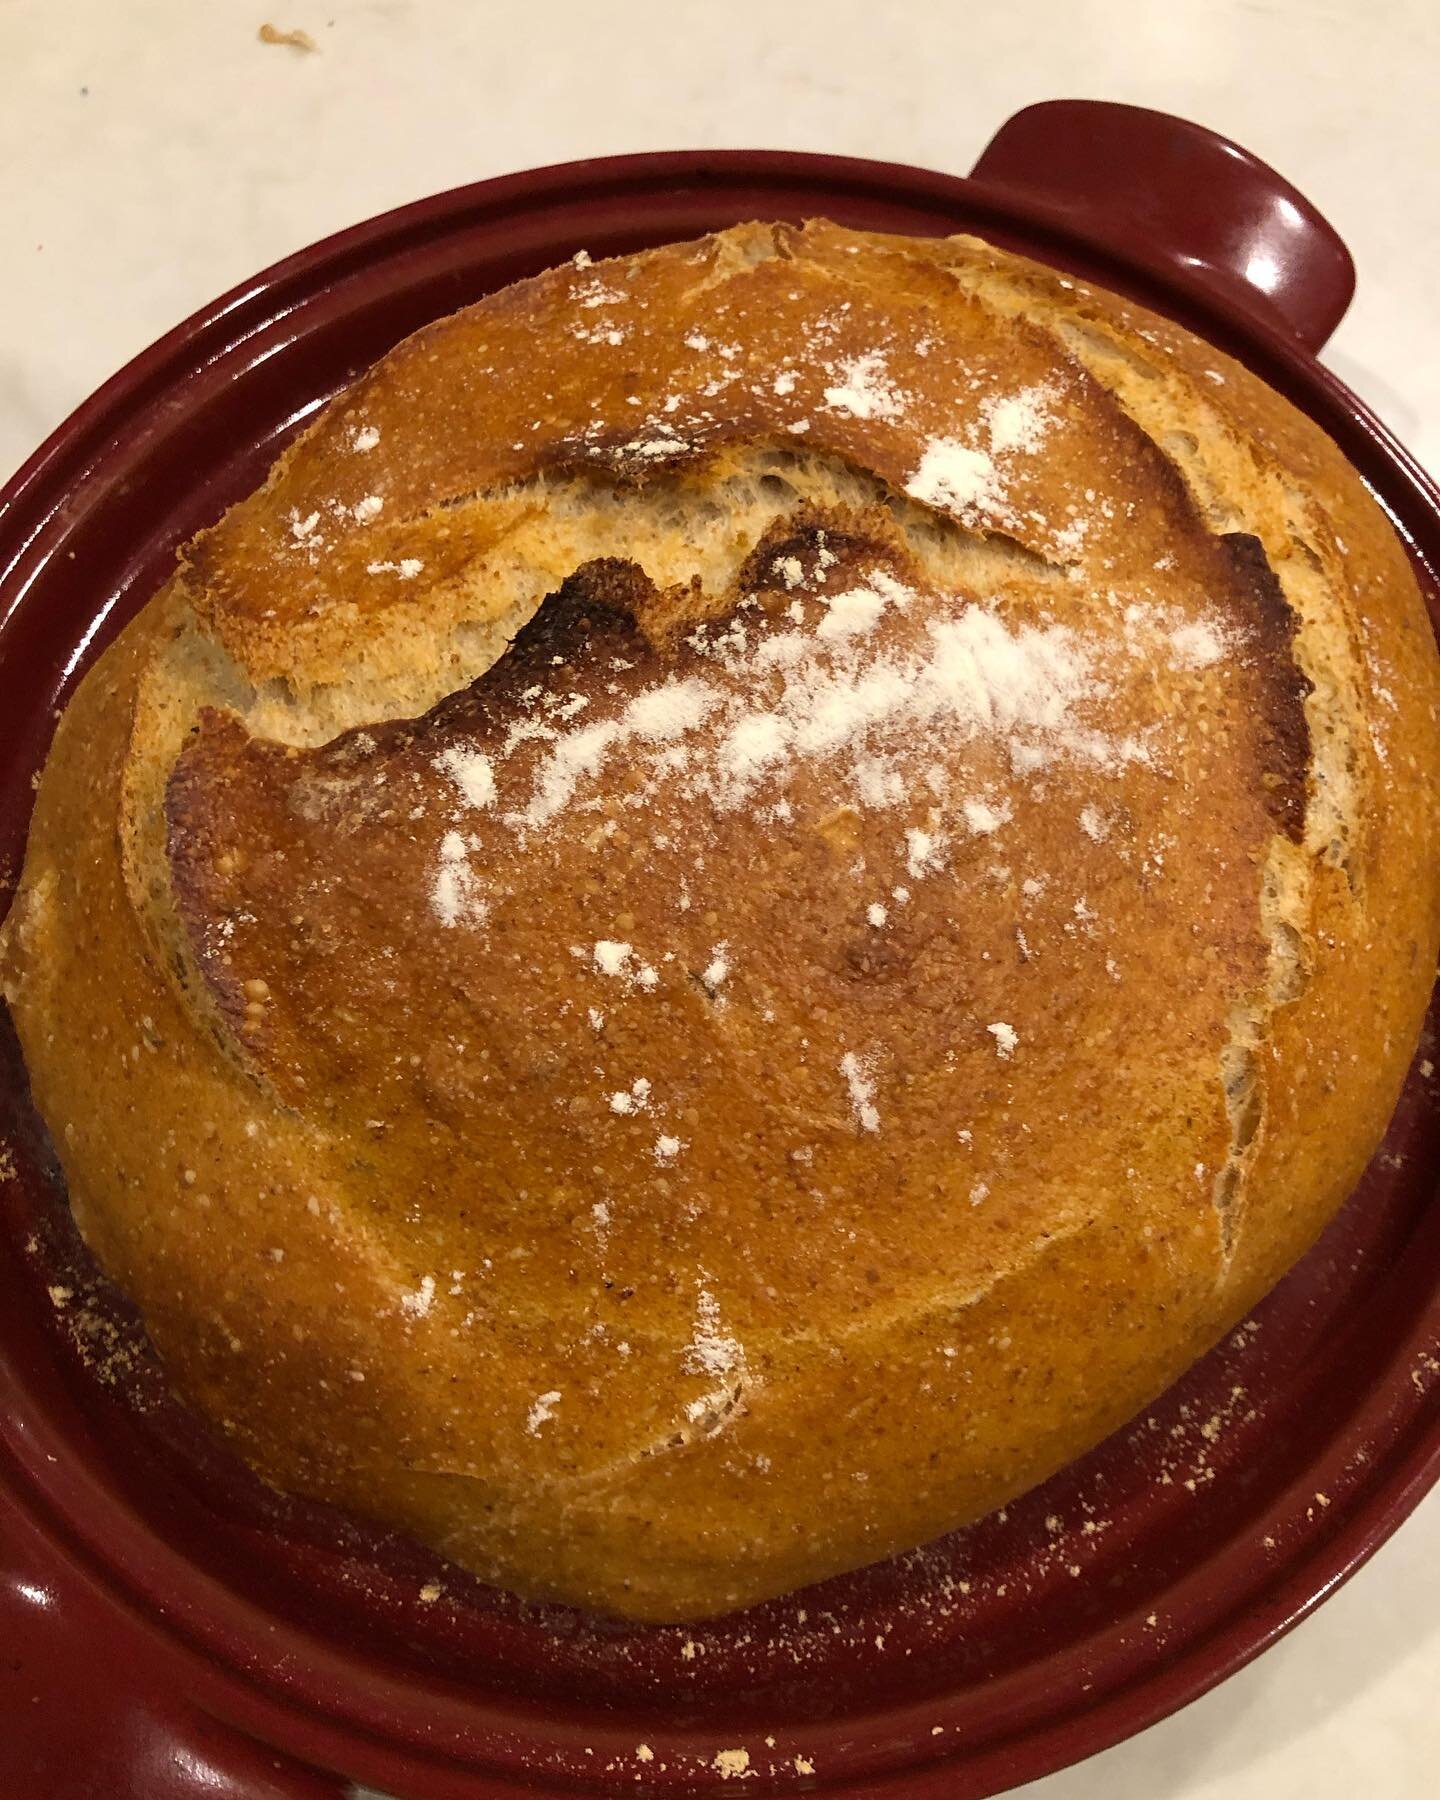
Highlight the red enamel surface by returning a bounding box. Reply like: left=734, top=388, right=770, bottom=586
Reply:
left=1, top=105, right=1436, bottom=1799
left=970, top=100, right=1356, bottom=353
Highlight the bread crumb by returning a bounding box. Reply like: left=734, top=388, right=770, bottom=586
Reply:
left=987, top=1022, right=1018, bottom=1058
left=258, top=23, right=317, bottom=53
left=418, top=1581, right=443, bottom=1603
left=712, top=1748, right=751, bottom=1778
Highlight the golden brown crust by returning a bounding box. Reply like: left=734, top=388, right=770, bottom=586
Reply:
left=3, top=220, right=1437, bottom=1620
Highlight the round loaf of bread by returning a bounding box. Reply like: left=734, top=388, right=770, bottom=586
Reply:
left=3, top=221, right=1437, bottom=1621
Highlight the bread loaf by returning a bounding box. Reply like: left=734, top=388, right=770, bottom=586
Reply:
left=3, top=220, right=1437, bottom=1621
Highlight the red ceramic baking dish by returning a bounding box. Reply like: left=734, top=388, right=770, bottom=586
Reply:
left=1, top=100, right=1437, bottom=1800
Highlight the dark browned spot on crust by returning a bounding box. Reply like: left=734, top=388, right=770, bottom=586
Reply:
left=1221, top=532, right=1312, bottom=842
left=492, top=558, right=657, bottom=663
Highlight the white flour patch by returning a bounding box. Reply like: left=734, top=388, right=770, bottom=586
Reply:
left=526, top=1390, right=561, bottom=1434
left=431, top=832, right=486, bottom=928
left=962, top=797, right=1012, bottom=836
left=817, top=584, right=890, bottom=640
left=457, top=559, right=1198, bottom=890
left=982, top=383, right=1055, bottom=455
left=905, top=828, right=946, bottom=878
left=840, top=1050, right=881, bottom=1133
left=1125, top=601, right=1233, bottom=671
left=905, top=383, right=1053, bottom=521
left=686, top=1288, right=745, bottom=1380
left=822, top=350, right=904, bottom=421
left=399, top=1274, right=435, bottom=1318
left=1166, top=619, right=1228, bottom=670
left=609, top=1077, right=652, bottom=1115
left=905, top=439, right=999, bottom=515
left=593, top=940, right=633, bottom=976
left=681, top=1289, right=751, bottom=1434
left=435, top=745, right=497, bottom=810
left=702, top=943, right=731, bottom=990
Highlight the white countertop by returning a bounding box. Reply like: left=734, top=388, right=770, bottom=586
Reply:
left=3, top=3, right=1437, bottom=1796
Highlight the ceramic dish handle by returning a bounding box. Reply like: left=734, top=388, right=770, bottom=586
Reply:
left=970, top=99, right=1356, bottom=352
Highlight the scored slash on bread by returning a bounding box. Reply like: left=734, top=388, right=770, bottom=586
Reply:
left=2, top=220, right=1437, bottom=1621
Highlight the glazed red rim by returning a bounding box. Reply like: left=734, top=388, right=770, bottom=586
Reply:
left=1, top=124, right=1438, bottom=1800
